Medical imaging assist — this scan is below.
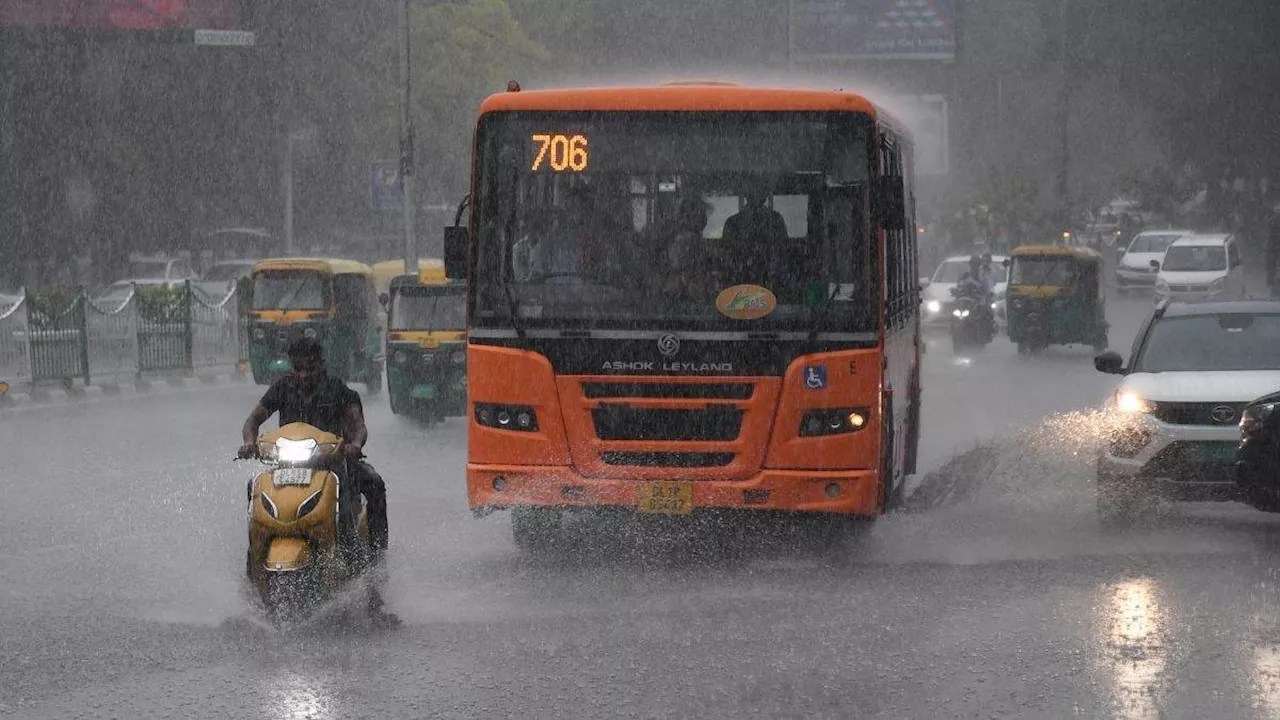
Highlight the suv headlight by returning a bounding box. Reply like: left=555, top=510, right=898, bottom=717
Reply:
left=1114, top=391, right=1151, bottom=414
left=1241, top=402, right=1277, bottom=438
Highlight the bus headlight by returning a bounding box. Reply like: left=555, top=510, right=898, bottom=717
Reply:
left=799, top=408, right=871, bottom=437
left=475, top=403, right=538, bottom=432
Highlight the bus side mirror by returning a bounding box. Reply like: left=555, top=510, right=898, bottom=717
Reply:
left=443, top=226, right=468, bottom=280
left=876, top=176, right=906, bottom=231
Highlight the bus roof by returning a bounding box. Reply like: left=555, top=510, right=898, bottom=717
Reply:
left=251, top=258, right=372, bottom=276
left=479, top=84, right=883, bottom=118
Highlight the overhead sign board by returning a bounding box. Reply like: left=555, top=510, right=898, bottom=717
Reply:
left=791, top=0, right=957, bottom=62
left=371, top=160, right=403, bottom=211
left=194, top=28, right=254, bottom=46
left=888, top=95, right=949, bottom=176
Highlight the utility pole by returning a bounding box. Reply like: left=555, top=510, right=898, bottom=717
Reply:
left=1057, top=0, right=1070, bottom=239
left=398, top=0, right=417, bottom=276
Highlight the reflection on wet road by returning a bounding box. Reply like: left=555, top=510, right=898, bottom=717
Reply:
left=11, top=292, right=1280, bottom=717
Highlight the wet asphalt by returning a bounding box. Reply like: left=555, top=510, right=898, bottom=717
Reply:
left=9, top=290, right=1280, bottom=719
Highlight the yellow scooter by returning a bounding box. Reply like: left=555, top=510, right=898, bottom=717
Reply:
left=243, top=422, right=369, bottom=621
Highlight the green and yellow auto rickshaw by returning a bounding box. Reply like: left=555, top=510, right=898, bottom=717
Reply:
left=383, top=266, right=467, bottom=421
left=246, top=258, right=383, bottom=391
left=1005, top=245, right=1109, bottom=354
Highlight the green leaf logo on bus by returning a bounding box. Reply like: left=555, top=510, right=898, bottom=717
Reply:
left=715, top=284, right=777, bottom=320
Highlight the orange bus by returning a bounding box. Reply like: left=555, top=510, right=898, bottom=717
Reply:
left=444, top=83, right=923, bottom=549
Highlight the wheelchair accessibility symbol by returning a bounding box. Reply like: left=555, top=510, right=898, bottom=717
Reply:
left=804, top=365, right=827, bottom=390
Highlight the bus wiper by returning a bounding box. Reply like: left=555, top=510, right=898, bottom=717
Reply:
left=502, top=281, right=527, bottom=339
left=806, top=283, right=841, bottom=345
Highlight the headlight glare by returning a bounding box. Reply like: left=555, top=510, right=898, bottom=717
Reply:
left=926, top=300, right=941, bottom=313
left=275, top=437, right=318, bottom=464
left=1115, top=391, right=1151, bottom=414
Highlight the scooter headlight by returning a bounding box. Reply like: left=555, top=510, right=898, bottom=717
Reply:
left=952, top=308, right=970, bottom=318
left=275, top=437, right=318, bottom=464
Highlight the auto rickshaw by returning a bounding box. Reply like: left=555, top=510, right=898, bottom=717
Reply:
left=1005, top=245, right=1108, bottom=354
left=372, top=257, right=445, bottom=298
left=246, top=258, right=383, bottom=391
left=383, top=266, right=467, bottom=420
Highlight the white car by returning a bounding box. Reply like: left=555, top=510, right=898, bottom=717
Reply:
left=921, top=255, right=1009, bottom=326
left=1153, top=234, right=1246, bottom=304
left=95, top=278, right=177, bottom=310
left=1094, top=301, right=1280, bottom=526
left=197, top=259, right=256, bottom=300
left=1114, top=229, right=1191, bottom=292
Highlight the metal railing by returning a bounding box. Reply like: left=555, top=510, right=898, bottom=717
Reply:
left=0, top=282, right=247, bottom=387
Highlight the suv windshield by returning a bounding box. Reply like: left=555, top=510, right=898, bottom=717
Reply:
left=251, top=272, right=330, bottom=310
left=1162, top=245, right=1225, bottom=272
left=390, top=288, right=467, bottom=331
left=471, top=111, right=876, bottom=334
left=1135, top=314, right=1280, bottom=372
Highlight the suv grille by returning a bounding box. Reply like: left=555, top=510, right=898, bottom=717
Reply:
left=591, top=405, right=743, bottom=441
left=1149, top=401, right=1247, bottom=426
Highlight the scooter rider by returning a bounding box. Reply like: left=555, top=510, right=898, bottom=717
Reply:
left=238, top=337, right=388, bottom=555
left=954, top=255, right=996, bottom=333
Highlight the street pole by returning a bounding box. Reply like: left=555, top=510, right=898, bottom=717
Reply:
left=398, top=0, right=417, bottom=276
left=284, top=134, right=294, bottom=254
left=1057, top=0, right=1070, bottom=241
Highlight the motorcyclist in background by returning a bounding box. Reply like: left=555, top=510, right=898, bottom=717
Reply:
left=954, top=255, right=996, bottom=334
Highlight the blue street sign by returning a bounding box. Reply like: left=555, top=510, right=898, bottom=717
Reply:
left=370, top=160, right=403, bottom=211
left=792, top=0, right=956, bottom=62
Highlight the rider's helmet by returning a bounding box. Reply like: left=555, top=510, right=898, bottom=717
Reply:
left=982, top=252, right=993, bottom=266
left=969, top=255, right=982, bottom=274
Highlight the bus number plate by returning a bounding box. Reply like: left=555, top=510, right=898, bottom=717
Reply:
left=638, top=481, right=693, bottom=515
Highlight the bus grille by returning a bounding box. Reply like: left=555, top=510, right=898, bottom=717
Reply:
left=591, top=405, right=743, bottom=441
left=600, top=452, right=735, bottom=468
left=582, top=382, right=754, bottom=400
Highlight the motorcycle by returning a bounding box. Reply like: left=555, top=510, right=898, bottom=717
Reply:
left=243, top=422, right=370, bottom=622
left=949, top=285, right=996, bottom=353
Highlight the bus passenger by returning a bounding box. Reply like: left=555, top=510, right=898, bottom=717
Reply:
left=664, top=194, right=713, bottom=302
left=721, top=181, right=788, bottom=285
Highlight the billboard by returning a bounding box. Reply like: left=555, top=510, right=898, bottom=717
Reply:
left=791, top=0, right=956, bottom=62
left=889, top=95, right=949, bottom=176
left=0, top=0, right=241, bottom=29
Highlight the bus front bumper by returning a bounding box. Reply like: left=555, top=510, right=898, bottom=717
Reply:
left=467, top=465, right=883, bottom=517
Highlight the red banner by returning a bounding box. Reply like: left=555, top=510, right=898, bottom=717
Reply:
left=0, top=0, right=240, bottom=29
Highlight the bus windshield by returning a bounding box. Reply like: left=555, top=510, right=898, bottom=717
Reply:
left=390, top=288, right=467, bottom=331
left=471, top=111, right=877, bottom=335
left=251, top=272, right=330, bottom=311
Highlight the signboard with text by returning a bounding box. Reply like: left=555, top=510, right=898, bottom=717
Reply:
left=0, top=0, right=240, bottom=29
left=792, top=0, right=956, bottom=62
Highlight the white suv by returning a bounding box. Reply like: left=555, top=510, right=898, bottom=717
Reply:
left=1094, top=301, right=1280, bottom=526
left=1153, top=234, right=1245, bottom=304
